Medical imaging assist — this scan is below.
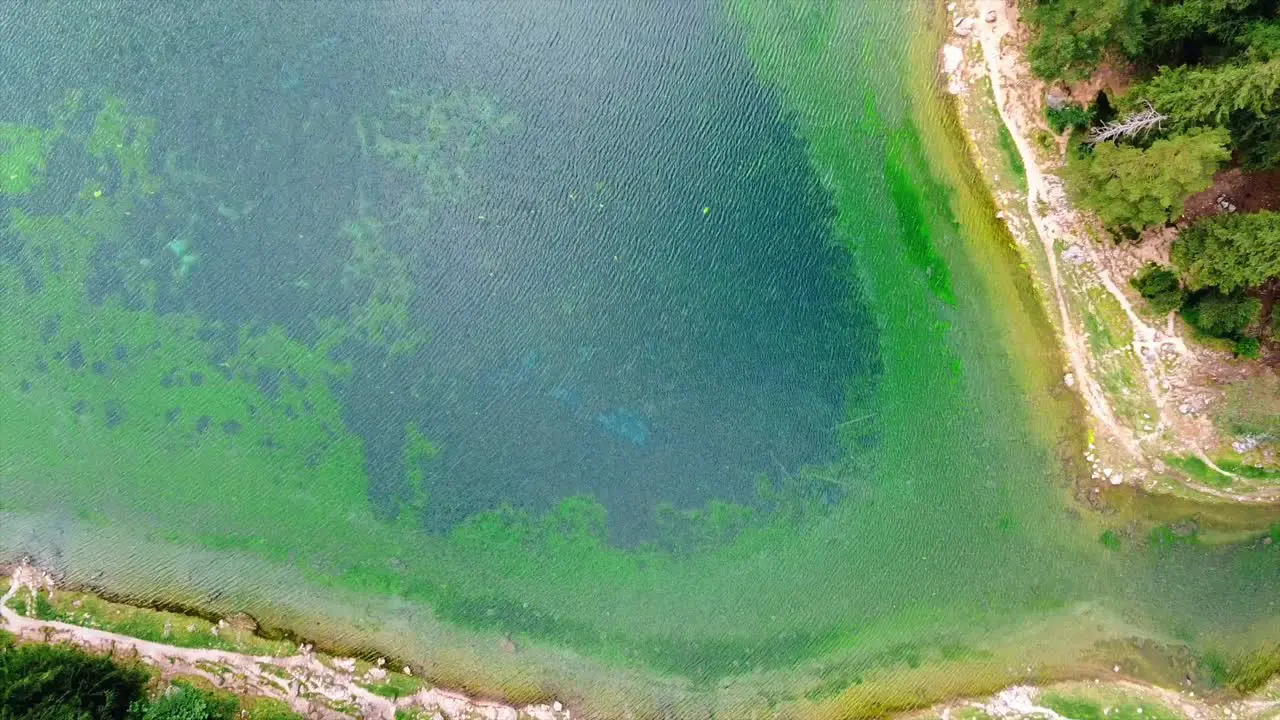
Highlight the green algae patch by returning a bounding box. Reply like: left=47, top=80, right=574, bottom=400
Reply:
left=0, top=123, right=51, bottom=195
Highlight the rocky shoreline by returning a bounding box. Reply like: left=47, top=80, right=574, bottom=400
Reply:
left=1, top=561, right=569, bottom=720
left=939, top=0, right=1280, bottom=506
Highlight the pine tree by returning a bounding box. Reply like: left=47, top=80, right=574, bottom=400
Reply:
left=1063, top=128, right=1230, bottom=231
left=1171, top=211, right=1280, bottom=291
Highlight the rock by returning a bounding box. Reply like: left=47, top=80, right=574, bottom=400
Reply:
left=403, top=666, right=413, bottom=676
left=1060, top=245, right=1087, bottom=265
left=1045, top=87, right=1070, bottom=111
left=1064, top=372, right=1075, bottom=388
left=953, top=17, right=975, bottom=36
left=1103, top=468, right=1113, bottom=478
left=1178, top=403, right=1192, bottom=415
left=1264, top=537, right=1273, bottom=546
left=942, top=44, right=964, bottom=75
left=1232, top=435, right=1268, bottom=453
left=947, top=2, right=956, bottom=10
left=333, top=658, right=357, bottom=673
left=985, top=10, right=998, bottom=22
left=223, top=612, right=258, bottom=633
left=553, top=702, right=564, bottom=712
left=71, top=599, right=82, bottom=608
left=1110, top=473, right=1123, bottom=486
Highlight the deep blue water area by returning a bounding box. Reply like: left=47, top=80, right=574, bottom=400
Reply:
left=1, top=0, right=879, bottom=543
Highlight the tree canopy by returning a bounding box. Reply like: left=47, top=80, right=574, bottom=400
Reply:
left=1026, top=0, right=1151, bottom=80
left=1171, top=210, right=1280, bottom=291
left=1063, top=127, right=1230, bottom=231
left=1025, top=0, right=1280, bottom=80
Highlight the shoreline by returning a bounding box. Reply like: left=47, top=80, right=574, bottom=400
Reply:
left=9, top=561, right=1280, bottom=720
left=940, top=0, right=1280, bottom=508
left=1, top=561, right=568, bottom=720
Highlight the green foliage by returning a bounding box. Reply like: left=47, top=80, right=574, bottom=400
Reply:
left=1181, top=289, right=1261, bottom=337
left=1046, top=102, right=1095, bottom=134
left=138, top=684, right=237, bottom=720
left=1099, top=529, right=1122, bottom=550
left=1063, top=128, right=1230, bottom=231
left=1235, top=336, right=1261, bottom=358
left=1130, top=263, right=1185, bottom=314
left=1129, top=58, right=1280, bottom=168
left=1216, top=374, right=1280, bottom=438
left=1171, top=211, right=1280, bottom=291
left=0, top=643, right=148, bottom=720
left=1025, top=0, right=1151, bottom=80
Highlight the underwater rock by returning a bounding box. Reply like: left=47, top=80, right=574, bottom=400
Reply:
left=596, top=408, right=650, bottom=447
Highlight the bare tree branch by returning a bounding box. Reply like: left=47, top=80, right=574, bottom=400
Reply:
left=1086, top=101, right=1168, bottom=145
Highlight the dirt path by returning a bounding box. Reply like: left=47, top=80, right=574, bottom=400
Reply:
left=1, top=563, right=568, bottom=720
left=963, top=0, right=1280, bottom=504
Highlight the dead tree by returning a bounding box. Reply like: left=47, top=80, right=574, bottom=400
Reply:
left=1087, top=101, right=1167, bottom=145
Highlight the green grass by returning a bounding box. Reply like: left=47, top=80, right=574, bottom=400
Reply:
left=1215, top=459, right=1280, bottom=481
left=1041, top=694, right=1177, bottom=720
left=1164, top=455, right=1232, bottom=488
left=996, top=123, right=1027, bottom=190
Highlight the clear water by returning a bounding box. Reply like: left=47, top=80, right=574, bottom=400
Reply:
left=1, top=1, right=1277, bottom=716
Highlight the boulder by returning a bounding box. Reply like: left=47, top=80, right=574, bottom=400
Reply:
left=1046, top=87, right=1070, bottom=111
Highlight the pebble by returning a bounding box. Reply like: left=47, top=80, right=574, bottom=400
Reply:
left=1110, top=473, right=1123, bottom=486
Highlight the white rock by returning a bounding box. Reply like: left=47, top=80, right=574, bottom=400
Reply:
left=942, top=44, right=964, bottom=75
left=953, top=17, right=976, bottom=37
left=1103, top=468, right=1113, bottom=478
left=553, top=701, right=564, bottom=712
left=985, top=9, right=997, bottom=22
left=1110, top=473, right=1123, bottom=486
left=1064, top=372, right=1075, bottom=387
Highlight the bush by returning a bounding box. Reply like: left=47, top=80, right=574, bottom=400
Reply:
left=1130, top=263, right=1185, bottom=314
left=139, top=684, right=238, bottom=720
left=1182, top=289, right=1262, bottom=337
left=0, top=643, right=148, bottom=720
left=1236, top=337, right=1261, bottom=358
left=1047, top=102, right=1095, bottom=134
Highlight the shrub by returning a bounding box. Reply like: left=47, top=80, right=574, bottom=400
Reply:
left=139, top=684, right=238, bottom=720
left=0, top=643, right=148, bottom=720
left=1130, top=263, right=1185, bottom=314
left=1235, top=337, right=1261, bottom=358
left=1047, top=102, right=1095, bottom=134
left=1181, top=289, right=1261, bottom=337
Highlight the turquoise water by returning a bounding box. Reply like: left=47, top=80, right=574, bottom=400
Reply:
left=1, top=1, right=1278, bottom=716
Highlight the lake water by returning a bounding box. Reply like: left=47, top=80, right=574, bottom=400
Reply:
left=1, top=1, right=1278, bottom=716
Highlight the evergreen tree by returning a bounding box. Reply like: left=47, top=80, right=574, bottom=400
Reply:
left=1063, top=128, right=1230, bottom=231
left=1128, top=57, right=1280, bottom=167
left=1025, top=0, right=1151, bottom=80
left=1171, top=211, right=1280, bottom=291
